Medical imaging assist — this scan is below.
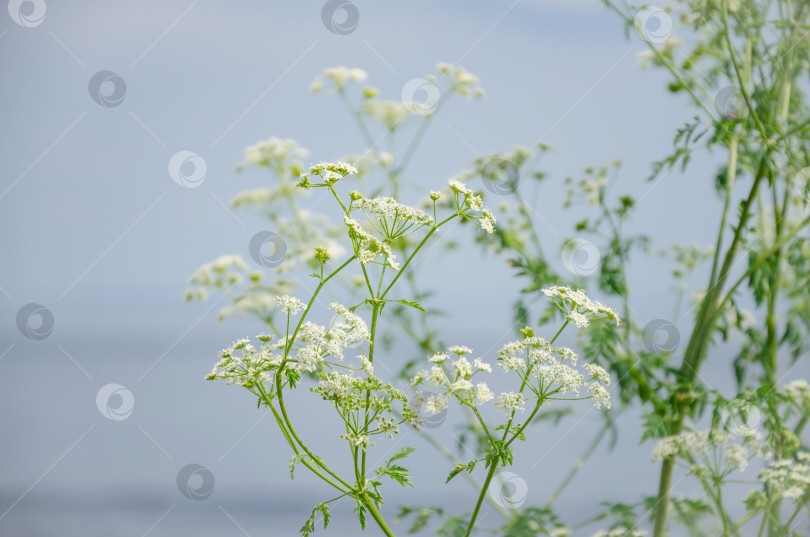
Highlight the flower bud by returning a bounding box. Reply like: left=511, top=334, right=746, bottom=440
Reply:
left=315, top=247, right=330, bottom=263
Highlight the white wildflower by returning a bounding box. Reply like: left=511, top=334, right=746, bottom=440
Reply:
left=568, top=311, right=589, bottom=328
left=583, top=363, right=610, bottom=385
left=358, top=354, right=373, bottom=376
left=428, top=353, right=448, bottom=364
left=450, top=379, right=473, bottom=394
left=276, top=295, right=306, bottom=315
left=495, top=391, right=525, bottom=414
left=475, top=382, right=494, bottom=405
left=473, top=358, right=492, bottom=372
left=424, top=394, right=448, bottom=415
left=453, top=356, right=473, bottom=378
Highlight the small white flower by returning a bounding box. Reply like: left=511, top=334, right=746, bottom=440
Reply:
left=583, top=363, right=610, bottom=385
left=448, top=178, right=473, bottom=196
left=450, top=379, right=473, bottom=394
left=475, top=382, right=494, bottom=405
left=276, top=295, right=306, bottom=315
left=495, top=391, right=525, bottom=414
left=424, top=394, right=448, bottom=415
left=453, top=356, right=473, bottom=378
left=358, top=354, right=373, bottom=376
left=568, top=311, right=589, bottom=328
left=427, top=366, right=447, bottom=386
left=473, top=358, right=492, bottom=372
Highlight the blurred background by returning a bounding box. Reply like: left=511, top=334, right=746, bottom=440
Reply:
left=0, top=1, right=784, bottom=535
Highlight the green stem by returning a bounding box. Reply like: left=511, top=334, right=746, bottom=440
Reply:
left=362, top=493, right=397, bottom=537
left=722, top=0, right=769, bottom=141
left=463, top=457, right=500, bottom=537
left=708, top=135, right=738, bottom=290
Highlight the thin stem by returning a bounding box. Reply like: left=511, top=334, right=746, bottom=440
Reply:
left=722, top=0, right=769, bottom=141
left=463, top=457, right=500, bottom=537
left=708, top=135, right=739, bottom=290
left=362, top=493, right=397, bottom=537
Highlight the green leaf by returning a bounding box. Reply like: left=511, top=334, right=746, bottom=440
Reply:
left=380, top=464, right=413, bottom=487
left=446, top=463, right=465, bottom=483
left=354, top=501, right=367, bottom=530
left=290, top=453, right=306, bottom=480
left=320, top=504, right=331, bottom=529
left=387, top=446, right=416, bottom=464
left=395, top=506, right=444, bottom=534
left=299, top=503, right=330, bottom=537
left=390, top=299, right=425, bottom=312
left=300, top=513, right=315, bottom=537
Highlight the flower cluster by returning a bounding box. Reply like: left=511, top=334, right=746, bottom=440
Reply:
left=240, top=136, right=309, bottom=173
left=352, top=196, right=435, bottom=237
left=541, top=285, right=621, bottom=326
left=290, top=302, right=371, bottom=370
left=205, top=335, right=282, bottom=388
left=759, top=454, right=810, bottom=500
left=277, top=294, right=306, bottom=315
left=436, top=62, right=485, bottom=99
left=495, top=392, right=525, bottom=414
left=206, top=299, right=371, bottom=384
left=312, top=352, right=417, bottom=447
left=344, top=216, right=400, bottom=269
left=785, top=379, right=810, bottom=409
left=497, top=329, right=612, bottom=409
left=186, top=255, right=249, bottom=294
left=651, top=429, right=755, bottom=475
left=409, top=346, right=494, bottom=418
left=362, top=99, right=412, bottom=130
left=447, top=178, right=497, bottom=234
left=297, top=161, right=359, bottom=188
left=310, top=66, right=367, bottom=92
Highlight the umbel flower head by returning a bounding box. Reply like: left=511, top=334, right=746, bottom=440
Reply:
left=496, top=329, right=612, bottom=410
left=310, top=66, right=367, bottom=92
left=205, top=298, right=371, bottom=385
left=541, top=285, right=621, bottom=326
left=296, top=161, right=358, bottom=189
left=447, top=178, right=497, bottom=234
